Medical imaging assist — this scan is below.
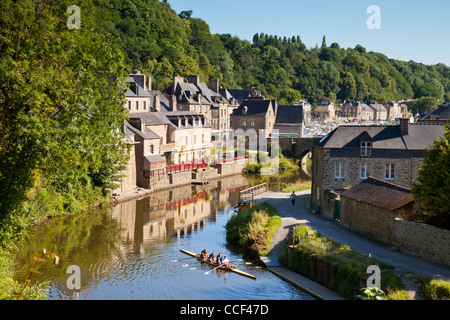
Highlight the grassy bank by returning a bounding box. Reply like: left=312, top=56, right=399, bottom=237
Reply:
left=243, top=150, right=312, bottom=193
left=417, top=278, right=450, bottom=300
left=225, top=202, right=281, bottom=259
left=279, top=225, right=410, bottom=300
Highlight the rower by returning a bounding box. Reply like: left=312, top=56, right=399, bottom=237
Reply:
left=222, top=255, right=234, bottom=269
left=208, top=252, right=216, bottom=263
left=197, top=249, right=207, bottom=260
left=216, top=253, right=223, bottom=265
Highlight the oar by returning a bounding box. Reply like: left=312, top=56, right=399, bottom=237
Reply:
left=204, top=264, right=223, bottom=274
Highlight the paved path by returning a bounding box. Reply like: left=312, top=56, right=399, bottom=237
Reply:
left=255, top=190, right=450, bottom=299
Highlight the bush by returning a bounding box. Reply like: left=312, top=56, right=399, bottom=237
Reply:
left=418, top=278, right=450, bottom=300
left=225, top=202, right=280, bottom=258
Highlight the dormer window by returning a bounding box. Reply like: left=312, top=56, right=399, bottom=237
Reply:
left=358, top=131, right=373, bottom=157
left=360, top=141, right=372, bottom=157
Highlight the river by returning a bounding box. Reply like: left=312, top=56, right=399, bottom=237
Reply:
left=13, top=173, right=315, bottom=300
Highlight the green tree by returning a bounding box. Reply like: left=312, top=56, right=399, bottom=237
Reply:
left=279, top=89, right=303, bottom=104
left=0, top=0, right=129, bottom=221
left=412, top=125, right=450, bottom=229
left=411, top=96, right=438, bottom=115
left=338, top=71, right=357, bottom=100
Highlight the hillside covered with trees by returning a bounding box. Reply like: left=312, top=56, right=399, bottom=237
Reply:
left=93, top=0, right=450, bottom=107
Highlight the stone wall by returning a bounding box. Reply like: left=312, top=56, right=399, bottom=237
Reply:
left=340, top=197, right=397, bottom=244
left=394, top=220, right=450, bottom=266
left=192, top=168, right=219, bottom=181
left=321, top=190, right=338, bottom=220
left=340, top=197, right=450, bottom=266
left=217, top=159, right=248, bottom=177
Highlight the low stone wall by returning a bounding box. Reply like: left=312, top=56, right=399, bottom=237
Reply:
left=340, top=197, right=396, bottom=244
left=394, top=220, right=450, bottom=266
left=192, top=168, right=219, bottom=181
left=217, top=159, right=248, bottom=177
left=340, top=197, right=450, bottom=266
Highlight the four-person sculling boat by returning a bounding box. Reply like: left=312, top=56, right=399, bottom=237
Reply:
left=181, top=248, right=256, bottom=280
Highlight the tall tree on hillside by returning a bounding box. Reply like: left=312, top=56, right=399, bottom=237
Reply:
left=321, top=35, right=327, bottom=49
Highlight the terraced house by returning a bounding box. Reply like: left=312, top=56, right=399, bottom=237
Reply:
left=311, top=118, right=445, bottom=212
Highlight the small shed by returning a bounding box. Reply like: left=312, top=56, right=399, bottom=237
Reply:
left=340, top=177, right=416, bottom=244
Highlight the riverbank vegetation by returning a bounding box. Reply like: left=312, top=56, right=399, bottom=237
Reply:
left=225, top=202, right=281, bottom=259
left=242, top=143, right=312, bottom=193
left=417, top=278, right=450, bottom=300
left=279, top=225, right=409, bottom=300
left=0, top=0, right=129, bottom=299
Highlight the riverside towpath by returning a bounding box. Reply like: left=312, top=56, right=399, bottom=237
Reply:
left=254, top=190, right=450, bottom=300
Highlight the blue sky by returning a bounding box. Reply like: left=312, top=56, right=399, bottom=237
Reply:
left=167, top=0, right=450, bottom=66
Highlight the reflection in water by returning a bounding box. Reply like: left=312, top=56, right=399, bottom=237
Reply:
left=14, top=174, right=315, bottom=300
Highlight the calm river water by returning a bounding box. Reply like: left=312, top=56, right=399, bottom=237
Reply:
left=14, top=174, right=315, bottom=300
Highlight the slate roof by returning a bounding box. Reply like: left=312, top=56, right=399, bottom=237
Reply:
left=430, top=104, right=450, bottom=119
left=314, top=123, right=444, bottom=152
left=124, top=77, right=151, bottom=97
left=226, top=89, right=252, bottom=105
left=369, top=103, right=387, bottom=112
left=145, top=154, right=166, bottom=164
left=232, top=99, right=276, bottom=116
left=275, top=105, right=303, bottom=124
left=341, top=177, right=414, bottom=210
left=128, top=112, right=173, bottom=126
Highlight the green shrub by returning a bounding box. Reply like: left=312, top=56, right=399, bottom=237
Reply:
left=418, top=278, right=450, bottom=300
left=225, top=202, right=280, bottom=258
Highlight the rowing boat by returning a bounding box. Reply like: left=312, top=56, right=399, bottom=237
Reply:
left=179, top=249, right=256, bottom=280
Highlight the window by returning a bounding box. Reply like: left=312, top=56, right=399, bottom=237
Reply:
left=335, top=161, right=345, bottom=179
left=385, top=163, right=395, bottom=180
left=360, top=142, right=372, bottom=157
left=128, top=101, right=131, bottom=110
left=136, top=101, right=139, bottom=110
left=360, top=163, right=371, bottom=179
left=143, top=101, right=146, bottom=110
left=250, top=120, right=255, bottom=127
left=241, top=120, right=246, bottom=127
left=150, top=145, right=154, bottom=154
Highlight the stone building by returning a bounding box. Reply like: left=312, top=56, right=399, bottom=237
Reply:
left=311, top=118, right=445, bottom=212
left=167, top=75, right=239, bottom=133
left=360, top=103, right=373, bottom=121
left=273, top=104, right=306, bottom=138
left=316, top=99, right=336, bottom=121
left=230, top=90, right=277, bottom=138
left=124, top=71, right=152, bottom=113
left=369, top=103, right=388, bottom=120
left=340, top=177, right=416, bottom=244
left=341, top=101, right=361, bottom=119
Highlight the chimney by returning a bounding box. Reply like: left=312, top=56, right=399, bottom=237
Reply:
left=154, top=94, right=160, bottom=112
left=188, top=75, right=200, bottom=87
left=400, top=118, right=409, bottom=135
left=208, top=79, right=219, bottom=93
left=172, top=76, right=184, bottom=94
left=146, top=76, right=152, bottom=92
left=169, top=95, right=177, bottom=111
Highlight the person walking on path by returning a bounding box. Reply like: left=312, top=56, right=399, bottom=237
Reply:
left=290, top=191, right=296, bottom=206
